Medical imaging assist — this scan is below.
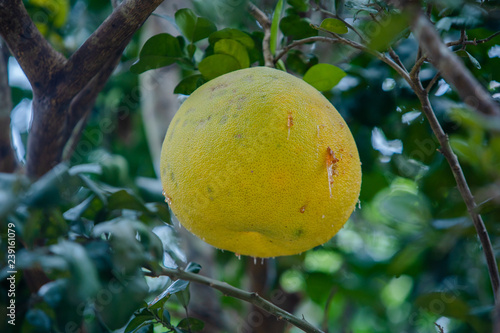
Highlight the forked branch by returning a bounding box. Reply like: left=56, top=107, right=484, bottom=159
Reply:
left=248, top=2, right=274, bottom=67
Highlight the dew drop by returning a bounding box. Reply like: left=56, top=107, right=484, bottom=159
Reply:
left=261, top=257, right=264, bottom=265
left=253, top=257, right=257, bottom=265
left=163, top=191, right=173, bottom=205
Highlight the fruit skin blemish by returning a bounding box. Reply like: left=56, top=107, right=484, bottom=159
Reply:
left=160, top=67, right=361, bottom=258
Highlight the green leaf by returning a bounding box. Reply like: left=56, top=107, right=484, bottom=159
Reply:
left=198, top=54, right=241, bottom=80
left=148, top=288, right=172, bottom=311
left=287, top=0, right=309, bottom=13
left=285, top=49, right=318, bottom=75
left=368, top=13, right=409, bottom=51
left=415, top=292, right=470, bottom=319
left=50, top=240, right=101, bottom=299
left=92, top=219, right=150, bottom=272
left=25, top=309, right=52, bottom=331
left=174, top=75, right=206, bottom=95
left=175, top=284, right=190, bottom=308
left=208, top=28, right=255, bottom=49
left=435, top=5, right=483, bottom=31
left=38, top=279, right=69, bottom=308
left=320, top=18, right=348, bottom=34
left=270, top=0, right=284, bottom=55
left=166, top=279, right=190, bottom=294
left=63, top=195, right=94, bottom=221
left=187, top=43, right=196, bottom=58
left=23, top=163, right=70, bottom=208
left=174, top=8, right=216, bottom=43
left=303, top=63, right=346, bottom=91
left=145, top=202, right=171, bottom=223
left=131, top=34, right=183, bottom=74
left=279, top=15, right=318, bottom=40
left=107, top=189, right=150, bottom=213
left=466, top=51, right=481, bottom=69
left=177, top=317, right=204, bottom=331
left=450, top=136, right=481, bottom=165
left=68, top=163, right=102, bottom=176
left=214, top=39, right=250, bottom=68
left=344, top=1, right=378, bottom=14
left=275, top=59, right=286, bottom=71
left=185, top=262, right=202, bottom=273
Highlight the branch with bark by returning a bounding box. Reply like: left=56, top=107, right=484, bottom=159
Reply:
left=248, top=2, right=274, bottom=68
left=0, top=0, right=165, bottom=178
left=411, top=13, right=500, bottom=117
left=0, top=40, right=17, bottom=172
left=273, top=2, right=500, bottom=300
left=148, top=266, right=324, bottom=333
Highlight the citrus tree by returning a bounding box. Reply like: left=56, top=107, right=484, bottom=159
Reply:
left=1, top=0, right=500, bottom=332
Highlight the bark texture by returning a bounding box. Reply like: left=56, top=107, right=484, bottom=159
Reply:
left=0, top=0, right=165, bottom=178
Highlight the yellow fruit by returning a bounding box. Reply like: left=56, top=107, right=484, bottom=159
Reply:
left=160, top=67, right=361, bottom=258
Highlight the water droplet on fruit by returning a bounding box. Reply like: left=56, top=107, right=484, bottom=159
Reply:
left=163, top=192, right=173, bottom=205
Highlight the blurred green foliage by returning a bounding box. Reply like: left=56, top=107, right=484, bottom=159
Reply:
left=2, top=0, right=500, bottom=332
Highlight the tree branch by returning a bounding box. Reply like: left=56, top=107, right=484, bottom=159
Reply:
left=62, top=0, right=165, bottom=101
left=274, top=36, right=342, bottom=63
left=410, top=78, right=500, bottom=299
left=446, top=31, right=500, bottom=47
left=411, top=13, right=500, bottom=116
left=0, top=40, right=17, bottom=172
left=148, top=266, right=324, bottom=333
left=0, top=0, right=165, bottom=178
left=315, top=6, right=367, bottom=43
left=0, top=0, right=66, bottom=94
left=248, top=2, right=273, bottom=67
left=62, top=50, right=124, bottom=161
left=278, top=9, right=500, bottom=300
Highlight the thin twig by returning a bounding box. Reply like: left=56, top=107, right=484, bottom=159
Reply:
left=316, top=7, right=366, bottom=43
left=446, top=31, right=500, bottom=47
left=148, top=266, right=324, bottom=333
left=425, top=71, right=441, bottom=94
left=274, top=36, right=342, bottom=63
left=277, top=9, right=500, bottom=300
left=412, top=13, right=500, bottom=116
left=388, top=47, right=407, bottom=72
left=410, top=77, right=500, bottom=300
left=410, top=55, right=427, bottom=80
left=248, top=3, right=273, bottom=67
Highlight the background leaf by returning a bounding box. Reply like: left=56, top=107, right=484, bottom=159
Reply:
left=175, top=8, right=217, bottom=43
left=303, top=63, right=346, bottom=91
left=320, top=18, right=348, bottom=34
left=270, top=0, right=284, bottom=55
left=198, top=54, right=241, bottom=80
left=130, top=34, right=183, bottom=74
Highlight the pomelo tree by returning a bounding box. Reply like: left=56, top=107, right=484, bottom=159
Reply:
left=1, top=0, right=500, bottom=332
